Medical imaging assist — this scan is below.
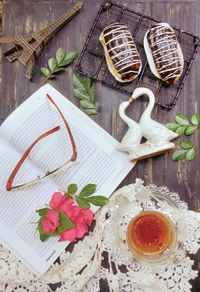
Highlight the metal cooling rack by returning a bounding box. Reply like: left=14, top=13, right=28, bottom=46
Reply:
left=76, top=0, right=200, bottom=109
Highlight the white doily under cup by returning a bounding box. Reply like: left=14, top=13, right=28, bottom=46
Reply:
left=0, top=179, right=199, bottom=291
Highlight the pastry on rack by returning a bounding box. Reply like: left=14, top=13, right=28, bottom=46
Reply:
left=99, top=23, right=142, bottom=82
left=144, top=23, right=184, bottom=84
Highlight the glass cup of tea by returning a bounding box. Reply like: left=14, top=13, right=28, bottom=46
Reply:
left=126, top=210, right=178, bottom=263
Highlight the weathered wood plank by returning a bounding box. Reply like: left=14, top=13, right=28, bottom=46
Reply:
left=0, top=0, right=200, bottom=291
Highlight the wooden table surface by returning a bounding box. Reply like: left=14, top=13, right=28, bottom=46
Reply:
left=0, top=0, right=200, bottom=291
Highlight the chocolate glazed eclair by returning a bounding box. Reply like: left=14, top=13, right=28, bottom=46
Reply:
left=100, top=23, right=142, bottom=82
left=144, top=23, right=184, bottom=84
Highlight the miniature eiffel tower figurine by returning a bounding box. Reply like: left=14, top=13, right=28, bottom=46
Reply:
left=0, top=2, right=82, bottom=80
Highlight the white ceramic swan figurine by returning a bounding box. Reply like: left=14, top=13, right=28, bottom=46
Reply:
left=118, top=100, right=142, bottom=153
left=118, top=87, right=178, bottom=161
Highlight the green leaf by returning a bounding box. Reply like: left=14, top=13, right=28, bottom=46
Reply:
left=55, top=210, right=75, bottom=234
left=76, top=196, right=90, bottom=209
left=83, top=76, right=95, bottom=102
left=186, top=148, right=195, bottom=160
left=39, top=232, right=49, bottom=242
left=40, top=67, right=50, bottom=77
left=185, top=125, right=198, bottom=135
left=165, top=123, right=180, bottom=132
left=88, top=86, right=95, bottom=103
left=79, top=184, right=97, bottom=197
left=95, top=102, right=98, bottom=112
left=36, top=208, right=48, bottom=216
left=175, top=113, right=190, bottom=126
left=65, top=193, right=72, bottom=199
left=191, top=113, right=200, bottom=126
left=73, top=89, right=90, bottom=101
left=56, top=48, right=66, bottom=64
left=37, top=209, right=75, bottom=242
left=75, top=73, right=85, bottom=86
left=52, top=67, right=64, bottom=73
left=172, top=150, right=188, bottom=162
left=73, top=74, right=98, bottom=115
left=180, top=140, right=193, bottom=149
left=59, top=51, right=78, bottom=67
left=84, top=108, right=98, bottom=115
left=87, top=195, right=109, bottom=206
left=48, top=58, right=58, bottom=72
left=84, top=76, right=91, bottom=93
left=47, top=74, right=56, bottom=79
left=80, top=100, right=95, bottom=109
left=175, top=126, right=187, bottom=136
left=68, top=183, right=78, bottom=194
left=73, top=74, right=87, bottom=93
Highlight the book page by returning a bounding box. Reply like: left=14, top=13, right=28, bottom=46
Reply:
left=0, top=138, right=68, bottom=276
left=0, top=84, right=135, bottom=276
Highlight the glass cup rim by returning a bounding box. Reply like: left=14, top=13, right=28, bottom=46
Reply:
left=126, top=210, right=178, bottom=263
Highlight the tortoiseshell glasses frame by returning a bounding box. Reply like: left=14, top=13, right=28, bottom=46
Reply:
left=6, top=94, right=77, bottom=191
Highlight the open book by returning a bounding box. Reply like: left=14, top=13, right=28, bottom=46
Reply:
left=0, top=84, right=135, bottom=277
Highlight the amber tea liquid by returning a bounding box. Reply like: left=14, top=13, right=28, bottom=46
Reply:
left=127, top=211, right=174, bottom=255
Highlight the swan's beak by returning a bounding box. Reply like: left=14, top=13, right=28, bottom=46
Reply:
left=128, top=96, right=135, bottom=104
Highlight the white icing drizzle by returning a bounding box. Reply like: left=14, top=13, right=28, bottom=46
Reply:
left=153, top=48, right=177, bottom=58
left=105, top=32, right=130, bottom=45
left=114, top=55, right=135, bottom=68
left=121, top=69, right=138, bottom=75
left=103, top=23, right=141, bottom=78
left=107, top=41, right=134, bottom=53
left=103, top=24, right=128, bottom=37
left=110, top=48, right=135, bottom=60
left=118, top=63, right=139, bottom=73
left=148, top=23, right=183, bottom=81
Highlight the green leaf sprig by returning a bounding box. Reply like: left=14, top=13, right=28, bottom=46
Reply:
left=172, top=140, right=195, bottom=162
left=165, top=112, right=199, bottom=162
left=165, top=113, right=200, bottom=136
left=65, top=183, right=108, bottom=209
left=41, top=48, right=78, bottom=81
left=73, top=74, right=98, bottom=115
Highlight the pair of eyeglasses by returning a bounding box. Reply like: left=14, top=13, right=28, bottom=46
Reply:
left=6, top=94, right=77, bottom=191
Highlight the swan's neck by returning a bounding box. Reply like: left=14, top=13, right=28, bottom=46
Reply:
left=119, top=101, right=138, bottom=128
left=131, top=88, right=156, bottom=119
left=142, top=93, right=155, bottom=118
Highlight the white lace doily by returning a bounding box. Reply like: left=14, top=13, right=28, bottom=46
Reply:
left=0, top=179, right=199, bottom=291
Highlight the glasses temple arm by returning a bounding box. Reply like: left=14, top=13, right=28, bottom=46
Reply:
left=46, top=94, right=77, bottom=161
left=6, top=126, right=60, bottom=191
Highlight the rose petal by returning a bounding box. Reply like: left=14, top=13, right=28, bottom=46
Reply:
left=41, top=218, right=56, bottom=234
left=59, top=227, right=77, bottom=242
left=69, top=206, right=82, bottom=221
left=58, top=199, right=75, bottom=218
left=49, top=192, right=65, bottom=209
left=46, top=209, right=60, bottom=228
left=75, top=222, right=88, bottom=238
left=78, top=208, right=94, bottom=225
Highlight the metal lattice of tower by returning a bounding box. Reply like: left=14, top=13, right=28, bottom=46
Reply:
left=0, top=2, right=82, bottom=79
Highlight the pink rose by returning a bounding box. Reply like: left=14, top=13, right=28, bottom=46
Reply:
left=49, top=192, right=93, bottom=242
left=41, top=192, right=94, bottom=242
left=41, top=209, right=60, bottom=234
